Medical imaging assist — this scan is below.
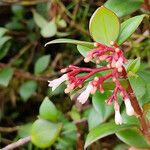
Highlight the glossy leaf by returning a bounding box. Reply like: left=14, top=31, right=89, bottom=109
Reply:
left=40, top=21, right=57, bottom=38
left=0, top=67, right=13, bottom=87
left=116, top=128, right=150, bottom=148
left=89, top=6, right=120, bottom=45
left=34, top=55, right=50, bottom=74
left=39, top=97, right=59, bottom=122
left=105, top=0, right=144, bottom=17
left=117, top=15, right=146, bottom=45
left=129, top=76, right=146, bottom=100
left=84, top=122, right=137, bottom=149
left=92, top=91, right=113, bottom=122
left=126, top=58, right=141, bottom=73
left=19, top=80, right=37, bottom=102
left=45, top=38, right=94, bottom=48
left=31, top=119, right=62, bottom=148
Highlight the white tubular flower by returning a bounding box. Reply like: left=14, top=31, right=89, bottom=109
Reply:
left=124, top=98, right=135, bottom=116
left=48, top=74, right=68, bottom=91
left=115, top=109, right=123, bottom=125
left=77, top=83, right=93, bottom=104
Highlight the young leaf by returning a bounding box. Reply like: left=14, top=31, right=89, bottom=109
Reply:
left=31, top=119, right=62, bottom=148
left=116, top=128, right=150, bottom=148
left=0, top=67, right=13, bottom=87
left=126, top=58, right=141, bottom=73
left=33, top=10, right=47, bottom=28
left=92, top=91, right=113, bottom=122
left=40, top=21, right=57, bottom=38
left=45, top=38, right=94, bottom=48
left=117, top=15, right=146, bottom=45
left=34, top=55, right=50, bottom=74
left=19, top=80, right=37, bottom=102
left=84, top=122, right=137, bottom=149
left=89, top=6, right=120, bottom=45
left=104, top=0, right=144, bottom=17
left=39, top=97, right=59, bottom=122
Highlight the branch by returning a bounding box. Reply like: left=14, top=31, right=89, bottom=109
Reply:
left=1, top=136, right=31, bottom=150
left=0, top=126, right=20, bottom=133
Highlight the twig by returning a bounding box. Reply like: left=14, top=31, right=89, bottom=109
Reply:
left=0, top=136, right=31, bottom=150
left=0, top=63, right=48, bottom=82
left=0, top=126, right=20, bottom=133
left=122, top=67, right=150, bottom=144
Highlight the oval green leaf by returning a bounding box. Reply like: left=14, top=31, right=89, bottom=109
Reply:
left=0, top=67, right=13, bottom=87
left=105, top=0, right=144, bottom=17
left=19, top=80, right=37, bottom=102
left=39, top=97, right=59, bottom=122
left=89, top=6, right=120, bottom=45
left=84, top=122, right=137, bottom=149
left=45, top=38, right=94, bottom=48
left=31, top=119, right=62, bottom=148
left=116, top=128, right=150, bottom=148
left=92, top=91, right=113, bottom=122
left=34, top=55, right=50, bottom=74
left=117, top=15, right=146, bottom=45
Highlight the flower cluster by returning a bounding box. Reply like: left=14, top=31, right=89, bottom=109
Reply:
left=48, top=41, right=135, bottom=125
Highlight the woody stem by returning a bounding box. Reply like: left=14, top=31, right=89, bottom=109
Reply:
left=122, top=67, right=150, bottom=143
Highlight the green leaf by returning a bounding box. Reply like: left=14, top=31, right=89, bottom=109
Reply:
left=116, top=128, right=150, bottom=148
left=77, top=45, right=91, bottom=57
left=31, top=119, right=62, bottom=148
left=89, top=6, right=120, bottom=45
left=45, top=38, right=94, bottom=48
left=138, top=71, right=150, bottom=83
left=126, top=58, right=141, bottom=73
left=117, top=15, right=146, bottom=45
left=88, top=107, right=103, bottom=130
left=84, top=122, right=137, bottom=149
left=19, top=80, right=37, bottom=102
left=129, top=76, right=146, bottom=100
left=34, top=55, right=50, bottom=74
left=104, top=0, right=144, bottom=17
left=41, top=21, right=57, bottom=38
left=39, top=97, right=59, bottom=122
left=0, top=67, right=13, bottom=87
left=0, top=36, right=11, bottom=49
left=92, top=91, right=113, bottom=123
left=33, top=10, right=47, bottom=28
left=0, top=42, right=11, bottom=60
left=0, top=27, right=8, bottom=37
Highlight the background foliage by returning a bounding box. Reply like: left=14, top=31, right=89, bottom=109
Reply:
left=0, top=0, right=149, bottom=149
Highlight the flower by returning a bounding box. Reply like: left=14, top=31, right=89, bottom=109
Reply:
left=124, top=98, right=135, bottom=116
left=77, top=83, right=93, bottom=104
left=48, top=74, right=68, bottom=91
left=115, top=109, right=123, bottom=125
